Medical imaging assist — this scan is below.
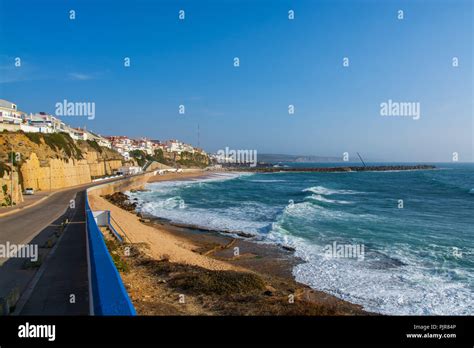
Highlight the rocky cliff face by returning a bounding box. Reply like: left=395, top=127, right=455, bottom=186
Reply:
left=0, top=132, right=124, bottom=203
left=0, top=170, right=23, bottom=207
left=20, top=152, right=93, bottom=190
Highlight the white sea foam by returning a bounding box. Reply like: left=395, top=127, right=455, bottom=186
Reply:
left=246, top=179, right=286, bottom=183
left=141, top=196, right=185, bottom=210
left=260, top=201, right=474, bottom=315
left=265, top=215, right=474, bottom=315
left=139, top=201, right=271, bottom=235
left=134, top=172, right=249, bottom=195
left=302, top=185, right=363, bottom=195
left=306, top=194, right=353, bottom=204
left=284, top=201, right=377, bottom=222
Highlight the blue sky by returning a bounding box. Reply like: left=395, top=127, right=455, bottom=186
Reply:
left=0, top=0, right=472, bottom=161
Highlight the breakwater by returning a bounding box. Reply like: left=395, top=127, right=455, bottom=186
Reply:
left=241, top=164, right=435, bottom=173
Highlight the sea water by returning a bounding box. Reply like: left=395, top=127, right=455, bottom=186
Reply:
left=128, top=163, right=474, bottom=315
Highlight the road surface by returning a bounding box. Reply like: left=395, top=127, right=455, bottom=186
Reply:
left=0, top=177, right=126, bottom=315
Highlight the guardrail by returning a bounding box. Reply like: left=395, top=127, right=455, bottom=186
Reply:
left=110, top=214, right=132, bottom=243
left=85, top=193, right=136, bottom=315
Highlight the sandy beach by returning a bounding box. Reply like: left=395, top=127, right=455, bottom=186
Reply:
left=88, top=170, right=369, bottom=315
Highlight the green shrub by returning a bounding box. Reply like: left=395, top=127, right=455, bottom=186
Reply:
left=105, top=239, right=129, bottom=272
left=23, top=132, right=83, bottom=159
left=168, top=269, right=266, bottom=295
left=24, top=132, right=42, bottom=145
left=87, top=140, right=103, bottom=153
left=129, top=150, right=147, bottom=167
left=111, top=253, right=129, bottom=272
left=1, top=184, right=13, bottom=206
left=177, top=151, right=209, bottom=168
left=42, top=133, right=83, bottom=159
left=0, top=162, right=11, bottom=178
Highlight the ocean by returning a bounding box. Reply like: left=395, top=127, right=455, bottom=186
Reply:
left=127, top=163, right=474, bottom=315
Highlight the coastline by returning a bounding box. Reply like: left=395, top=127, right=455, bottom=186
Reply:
left=88, top=170, right=371, bottom=315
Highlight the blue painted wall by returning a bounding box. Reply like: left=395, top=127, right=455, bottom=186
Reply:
left=85, top=195, right=136, bottom=316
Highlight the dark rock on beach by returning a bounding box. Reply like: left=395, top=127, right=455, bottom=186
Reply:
left=103, top=192, right=137, bottom=212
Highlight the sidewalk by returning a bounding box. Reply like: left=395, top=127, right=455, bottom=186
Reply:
left=15, top=192, right=90, bottom=315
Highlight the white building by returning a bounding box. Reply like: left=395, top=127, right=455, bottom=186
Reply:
left=20, top=124, right=41, bottom=133
left=137, top=138, right=154, bottom=155
left=25, top=113, right=67, bottom=133
left=107, top=136, right=135, bottom=159
left=117, top=166, right=142, bottom=175
left=84, top=131, right=112, bottom=148
left=96, top=137, right=112, bottom=149
left=183, top=144, right=195, bottom=154
left=69, top=128, right=89, bottom=141
left=165, top=140, right=185, bottom=154
left=0, top=99, right=24, bottom=125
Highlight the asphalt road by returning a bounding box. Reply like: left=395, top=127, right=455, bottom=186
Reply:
left=0, top=176, right=127, bottom=314
left=0, top=177, right=123, bottom=248
left=0, top=187, right=79, bottom=248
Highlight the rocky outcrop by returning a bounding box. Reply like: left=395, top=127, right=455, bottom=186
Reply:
left=0, top=170, right=23, bottom=207
left=103, top=192, right=137, bottom=212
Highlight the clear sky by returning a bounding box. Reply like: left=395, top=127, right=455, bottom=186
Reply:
left=0, top=0, right=472, bottom=162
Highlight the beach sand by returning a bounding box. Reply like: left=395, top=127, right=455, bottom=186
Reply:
left=146, top=169, right=217, bottom=184
left=89, top=193, right=235, bottom=271
left=88, top=170, right=370, bottom=315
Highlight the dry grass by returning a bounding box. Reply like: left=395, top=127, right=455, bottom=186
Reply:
left=113, top=244, right=368, bottom=316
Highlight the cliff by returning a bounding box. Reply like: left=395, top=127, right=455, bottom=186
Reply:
left=130, top=149, right=210, bottom=169
left=0, top=168, right=23, bottom=207
left=0, top=131, right=124, bottom=204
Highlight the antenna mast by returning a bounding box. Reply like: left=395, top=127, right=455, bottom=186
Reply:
left=197, top=123, right=200, bottom=148
left=357, top=152, right=367, bottom=167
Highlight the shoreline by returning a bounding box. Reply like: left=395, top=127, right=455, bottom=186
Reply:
left=88, top=169, right=372, bottom=315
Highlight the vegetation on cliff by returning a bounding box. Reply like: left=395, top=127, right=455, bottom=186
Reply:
left=0, top=131, right=122, bottom=164
left=24, top=132, right=83, bottom=159
left=129, top=149, right=209, bottom=168
left=86, top=140, right=103, bottom=153
left=0, top=132, right=124, bottom=197
left=177, top=151, right=209, bottom=168
left=0, top=161, right=11, bottom=178
left=129, top=149, right=174, bottom=167
left=129, top=150, right=152, bottom=167
left=1, top=184, right=14, bottom=206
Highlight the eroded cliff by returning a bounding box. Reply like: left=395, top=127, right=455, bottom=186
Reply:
left=0, top=131, right=123, bottom=205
